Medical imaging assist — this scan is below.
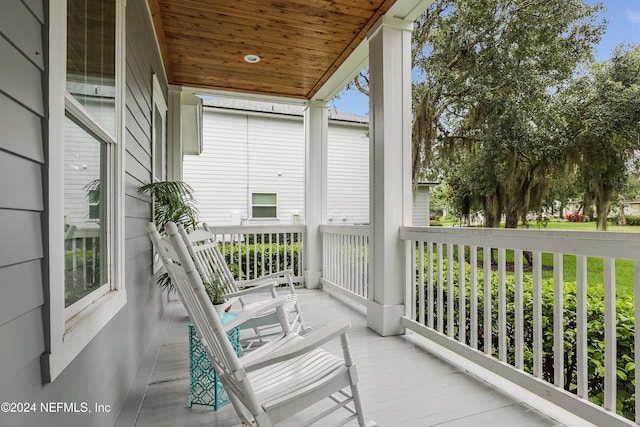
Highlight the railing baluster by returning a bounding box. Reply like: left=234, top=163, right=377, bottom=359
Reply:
left=498, top=248, right=506, bottom=362
left=364, top=233, right=369, bottom=299
left=276, top=233, right=280, bottom=276
left=483, top=246, right=492, bottom=355
left=428, top=242, right=434, bottom=329
left=635, top=259, right=640, bottom=423
left=409, top=240, right=416, bottom=319
left=458, top=244, right=466, bottom=343
left=437, top=242, right=444, bottom=334
left=357, top=235, right=362, bottom=297
left=447, top=243, right=454, bottom=337
left=419, top=242, right=425, bottom=325
left=533, top=251, right=543, bottom=378
left=470, top=245, right=478, bottom=349
left=604, top=257, right=616, bottom=411
left=260, top=233, right=265, bottom=277
left=576, top=255, right=588, bottom=398
left=268, top=233, right=273, bottom=275
left=553, top=253, right=564, bottom=388
left=349, top=234, right=354, bottom=293
left=514, top=249, right=523, bottom=369
left=289, top=232, right=294, bottom=272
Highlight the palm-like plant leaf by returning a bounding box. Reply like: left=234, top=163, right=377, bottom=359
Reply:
left=138, top=181, right=199, bottom=233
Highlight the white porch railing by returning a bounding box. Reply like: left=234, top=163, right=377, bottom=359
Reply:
left=400, top=226, right=640, bottom=427
left=205, top=224, right=306, bottom=285
left=319, top=224, right=370, bottom=304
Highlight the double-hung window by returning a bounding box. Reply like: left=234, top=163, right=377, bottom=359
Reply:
left=251, top=193, right=278, bottom=219
left=44, top=0, right=126, bottom=382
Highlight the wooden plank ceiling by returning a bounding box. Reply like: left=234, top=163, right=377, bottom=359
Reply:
left=147, top=0, right=396, bottom=99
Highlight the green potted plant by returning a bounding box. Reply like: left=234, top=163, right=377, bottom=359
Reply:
left=138, top=181, right=199, bottom=292
left=203, top=275, right=228, bottom=318
left=138, top=181, right=199, bottom=234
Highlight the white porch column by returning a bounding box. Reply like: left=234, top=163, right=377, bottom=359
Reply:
left=367, top=16, right=413, bottom=336
left=304, top=101, right=328, bottom=289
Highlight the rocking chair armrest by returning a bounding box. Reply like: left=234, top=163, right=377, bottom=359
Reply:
left=243, top=320, right=352, bottom=372
left=239, top=269, right=293, bottom=287
left=222, top=295, right=289, bottom=332
left=225, top=281, right=277, bottom=299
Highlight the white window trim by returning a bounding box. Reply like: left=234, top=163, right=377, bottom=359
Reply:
left=152, top=73, right=167, bottom=182
left=250, top=192, right=279, bottom=220
left=151, top=74, right=167, bottom=273
left=43, top=0, right=127, bottom=383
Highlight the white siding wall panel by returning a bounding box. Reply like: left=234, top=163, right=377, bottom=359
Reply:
left=413, top=186, right=430, bottom=226
left=0, top=1, right=168, bottom=426
left=247, top=115, right=305, bottom=223
left=183, top=111, right=249, bottom=226
left=184, top=108, right=373, bottom=226
left=327, top=124, right=369, bottom=225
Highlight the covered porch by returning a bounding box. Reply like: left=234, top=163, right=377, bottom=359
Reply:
left=124, top=288, right=565, bottom=427
left=145, top=0, right=640, bottom=426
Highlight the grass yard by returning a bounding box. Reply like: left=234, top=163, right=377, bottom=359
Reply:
left=463, top=249, right=635, bottom=295
left=524, top=220, right=640, bottom=232
left=431, top=220, right=639, bottom=296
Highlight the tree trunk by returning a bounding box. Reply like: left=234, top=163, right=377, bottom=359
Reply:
left=619, top=199, right=627, bottom=225
left=596, top=200, right=610, bottom=230
left=505, top=209, right=518, bottom=229
left=582, top=191, right=594, bottom=220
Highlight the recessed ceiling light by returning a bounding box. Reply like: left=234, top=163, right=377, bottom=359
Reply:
left=244, top=54, right=261, bottom=64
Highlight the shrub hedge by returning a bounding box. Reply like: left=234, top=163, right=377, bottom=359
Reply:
left=219, top=243, right=301, bottom=282
left=418, top=256, right=635, bottom=420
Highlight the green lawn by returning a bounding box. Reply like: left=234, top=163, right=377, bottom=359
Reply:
left=523, top=220, right=640, bottom=232
left=464, top=249, right=634, bottom=295
left=434, top=220, right=639, bottom=295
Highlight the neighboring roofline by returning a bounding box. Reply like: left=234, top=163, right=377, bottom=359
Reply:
left=202, top=98, right=369, bottom=125
left=417, top=180, right=440, bottom=186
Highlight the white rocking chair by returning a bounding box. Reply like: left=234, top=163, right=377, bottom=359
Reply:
left=148, top=221, right=376, bottom=427
left=178, top=224, right=310, bottom=346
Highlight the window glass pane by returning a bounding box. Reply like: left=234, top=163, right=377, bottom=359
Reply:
left=252, top=206, right=277, bottom=218
left=252, top=193, right=277, bottom=205
left=67, top=0, right=116, bottom=135
left=64, top=116, right=107, bottom=307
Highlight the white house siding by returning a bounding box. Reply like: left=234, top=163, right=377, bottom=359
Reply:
left=327, top=122, right=369, bottom=224
left=248, top=115, right=305, bottom=224
left=412, top=186, right=431, bottom=226
left=0, top=2, right=166, bottom=426
left=184, top=110, right=307, bottom=226
left=184, top=106, right=370, bottom=226
left=183, top=111, right=250, bottom=225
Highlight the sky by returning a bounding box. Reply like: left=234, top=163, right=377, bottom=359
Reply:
left=331, top=1, right=640, bottom=117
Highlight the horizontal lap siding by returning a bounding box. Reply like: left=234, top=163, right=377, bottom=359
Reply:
left=0, top=1, right=167, bottom=426
left=0, top=0, right=47, bottom=425
left=327, top=124, right=369, bottom=225
left=248, top=115, right=305, bottom=223
left=183, top=110, right=249, bottom=225
left=185, top=109, right=373, bottom=225
left=413, top=187, right=430, bottom=226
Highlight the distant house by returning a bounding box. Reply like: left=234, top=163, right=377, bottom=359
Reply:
left=183, top=98, right=433, bottom=226
left=623, top=197, right=640, bottom=216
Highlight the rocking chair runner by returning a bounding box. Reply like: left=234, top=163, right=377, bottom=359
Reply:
left=148, top=221, right=376, bottom=427
left=178, top=224, right=310, bottom=343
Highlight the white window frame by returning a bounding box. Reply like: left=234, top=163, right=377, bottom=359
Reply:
left=152, top=74, right=167, bottom=182
left=250, top=192, right=279, bottom=220
left=43, top=0, right=127, bottom=383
